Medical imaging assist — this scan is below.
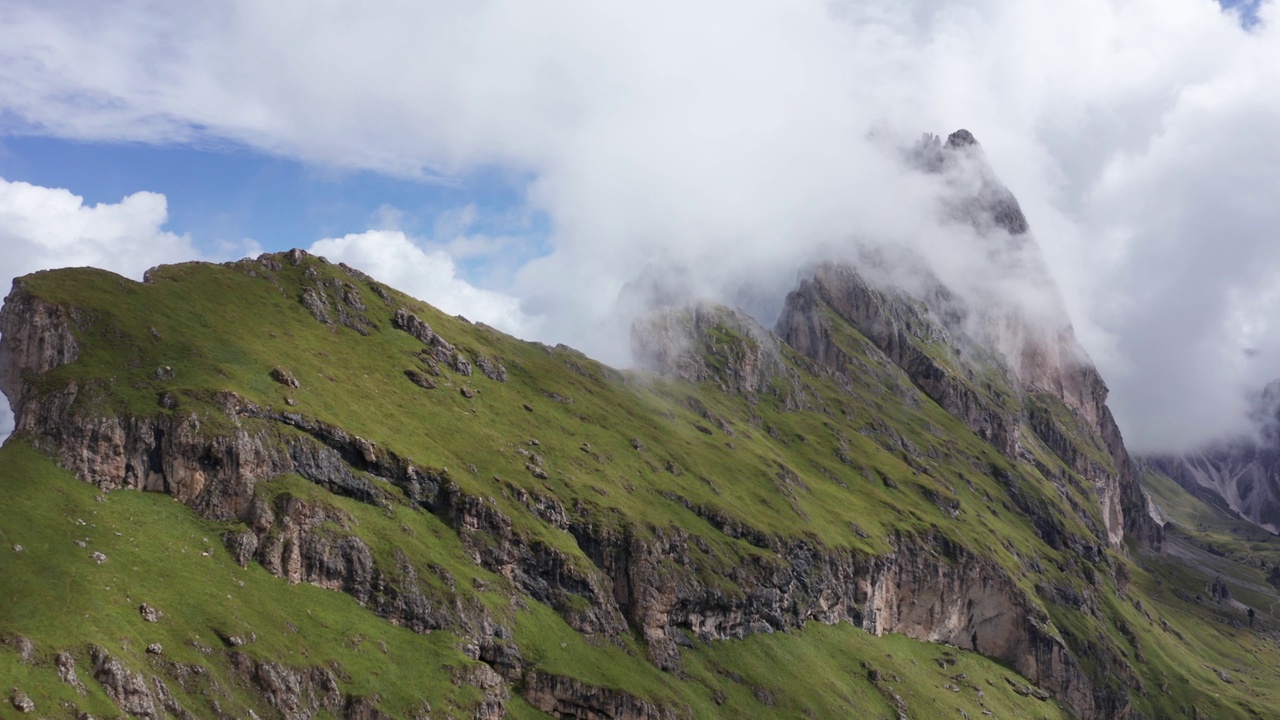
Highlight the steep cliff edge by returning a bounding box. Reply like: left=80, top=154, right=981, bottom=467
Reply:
left=0, top=254, right=1090, bottom=719
left=0, top=279, right=80, bottom=425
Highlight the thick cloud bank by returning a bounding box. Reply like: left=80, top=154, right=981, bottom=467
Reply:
left=3, top=1, right=1280, bottom=452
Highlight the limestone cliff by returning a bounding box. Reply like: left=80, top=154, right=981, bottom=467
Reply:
left=775, top=261, right=1155, bottom=551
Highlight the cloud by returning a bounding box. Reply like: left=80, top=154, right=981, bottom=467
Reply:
left=308, top=230, right=535, bottom=337
left=0, top=179, right=199, bottom=280
left=0, top=177, right=207, bottom=442
left=3, top=1, right=1280, bottom=451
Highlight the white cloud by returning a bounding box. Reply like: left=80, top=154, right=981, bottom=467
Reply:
left=0, top=178, right=198, bottom=279
left=3, top=1, right=1280, bottom=450
left=308, top=230, right=534, bottom=337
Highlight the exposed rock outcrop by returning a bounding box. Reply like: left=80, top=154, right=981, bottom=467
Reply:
left=777, top=260, right=1156, bottom=549
left=9, top=689, right=34, bottom=714
left=913, top=128, right=1031, bottom=237
left=394, top=308, right=482, bottom=377
left=777, top=262, right=1021, bottom=456
left=300, top=274, right=377, bottom=336
left=1148, top=441, right=1280, bottom=534
left=570, top=516, right=1101, bottom=718
left=230, top=654, right=345, bottom=719
left=56, top=650, right=87, bottom=694
left=774, top=128, right=1162, bottom=552
left=227, top=652, right=399, bottom=720
left=91, top=646, right=161, bottom=719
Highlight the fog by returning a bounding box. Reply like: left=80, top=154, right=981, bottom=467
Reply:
left=3, top=1, right=1280, bottom=452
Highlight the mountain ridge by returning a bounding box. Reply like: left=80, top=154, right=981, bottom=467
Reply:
left=0, top=248, right=1205, bottom=719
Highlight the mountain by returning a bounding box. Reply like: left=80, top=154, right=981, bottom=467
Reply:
left=2, top=134, right=1279, bottom=720
left=1145, top=382, right=1280, bottom=534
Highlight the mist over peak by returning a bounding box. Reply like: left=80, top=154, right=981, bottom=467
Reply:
left=615, top=128, right=1080, bottom=398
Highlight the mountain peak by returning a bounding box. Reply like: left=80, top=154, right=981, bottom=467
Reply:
left=908, top=128, right=1029, bottom=236
left=946, top=128, right=979, bottom=148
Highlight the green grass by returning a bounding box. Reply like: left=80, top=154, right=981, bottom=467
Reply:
left=2, top=440, right=1078, bottom=719
left=0, top=441, right=500, bottom=719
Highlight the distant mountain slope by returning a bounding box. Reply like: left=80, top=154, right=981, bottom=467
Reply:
left=1149, top=446, right=1280, bottom=534
left=1145, top=383, right=1280, bottom=534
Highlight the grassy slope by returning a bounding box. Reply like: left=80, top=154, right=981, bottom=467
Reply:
left=0, top=253, right=1276, bottom=718
left=0, top=441, right=1073, bottom=719
left=0, top=441, right=501, bottom=719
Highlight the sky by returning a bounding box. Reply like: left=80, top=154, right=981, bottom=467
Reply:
left=1, top=0, right=1279, bottom=454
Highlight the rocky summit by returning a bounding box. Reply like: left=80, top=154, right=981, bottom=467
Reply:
left=3, top=134, right=1280, bottom=720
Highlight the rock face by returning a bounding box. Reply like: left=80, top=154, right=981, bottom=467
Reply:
left=91, top=646, right=161, bottom=719
left=778, top=262, right=1021, bottom=455
left=523, top=671, right=681, bottom=720
left=915, top=129, right=1031, bottom=237
left=467, top=481, right=1106, bottom=716
left=11, top=392, right=288, bottom=520
left=776, top=261, right=1156, bottom=550
left=87, top=643, right=396, bottom=720
left=578, top=521, right=1099, bottom=717
left=1150, top=446, right=1280, bottom=533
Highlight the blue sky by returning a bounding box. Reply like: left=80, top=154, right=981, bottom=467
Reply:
left=1222, top=0, right=1264, bottom=24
